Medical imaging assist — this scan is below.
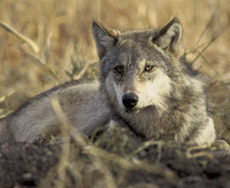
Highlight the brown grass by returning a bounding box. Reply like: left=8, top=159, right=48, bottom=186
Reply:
left=1, top=2, right=230, bottom=187
left=0, top=0, right=230, bottom=143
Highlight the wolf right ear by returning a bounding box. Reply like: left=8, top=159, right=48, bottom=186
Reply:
left=153, top=18, right=182, bottom=57
left=92, top=21, right=119, bottom=59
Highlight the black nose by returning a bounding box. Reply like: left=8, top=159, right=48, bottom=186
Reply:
left=122, top=93, right=138, bottom=109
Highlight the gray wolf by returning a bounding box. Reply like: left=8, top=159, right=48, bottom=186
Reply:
left=0, top=18, right=216, bottom=145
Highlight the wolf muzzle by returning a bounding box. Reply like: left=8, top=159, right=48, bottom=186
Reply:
left=122, top=93, right=138, bottom=109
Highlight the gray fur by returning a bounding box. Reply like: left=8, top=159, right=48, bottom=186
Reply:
left=0, top=18, right=216, bottom=145
left=1, top=81, right=110, bottom=142
left=93, top=18, right=216, bottom=145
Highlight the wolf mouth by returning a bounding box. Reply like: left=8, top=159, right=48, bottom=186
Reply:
left=125, top=108, right=140, bottom=114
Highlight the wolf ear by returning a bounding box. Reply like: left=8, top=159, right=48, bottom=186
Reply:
left=92, top=21, right=119, bottom=59
left=153, top=18, right=182, bottom=57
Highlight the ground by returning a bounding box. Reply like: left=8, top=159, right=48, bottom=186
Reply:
left=0, top=125, right=230, bottom=188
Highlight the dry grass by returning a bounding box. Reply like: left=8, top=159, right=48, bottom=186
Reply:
left=1, top=0, right=229, bottom=136
left=0, top=0, right=230, bottom=187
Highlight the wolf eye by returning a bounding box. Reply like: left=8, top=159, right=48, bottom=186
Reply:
left=144, top=65, right=154, bottom=72
left=114, top=66, right=124, bottom=74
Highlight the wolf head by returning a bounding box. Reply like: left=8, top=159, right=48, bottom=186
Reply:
left=92, top=18, right=183, bottom=113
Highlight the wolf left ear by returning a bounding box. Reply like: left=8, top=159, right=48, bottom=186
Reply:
left=92, top=21, right=119, bottom=59
left=153, top=18, right=182, bottom=57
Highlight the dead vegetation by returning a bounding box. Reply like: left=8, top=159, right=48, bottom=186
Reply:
left=0, top=0, right=230, bottom=187
left=1, top=125, right=230, bottom=188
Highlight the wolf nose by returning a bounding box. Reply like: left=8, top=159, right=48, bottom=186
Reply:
left=122, top=93, right=138, bottom=109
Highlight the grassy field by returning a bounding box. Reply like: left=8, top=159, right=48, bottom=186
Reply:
left=1, top=0, right=230, bottom=139
left=0, top=0, right=230, bottom=136
left=0, top=1, right=230, bottom=187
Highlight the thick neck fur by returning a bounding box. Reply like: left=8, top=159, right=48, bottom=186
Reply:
left=100, top=58, right=209, bottom=144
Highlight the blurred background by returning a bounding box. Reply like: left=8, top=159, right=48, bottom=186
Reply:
left=0, top=0, right=230, bottom=140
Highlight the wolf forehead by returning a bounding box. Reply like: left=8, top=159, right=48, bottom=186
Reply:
left=100, top=31, right=173, bottom=74
left=106, top=29, right=169, bottom=57
left=93, top=18, right=183, bottom=74
left=118, top=32, right=166, bottom=53
left=120, top=29, right=158, bottom=41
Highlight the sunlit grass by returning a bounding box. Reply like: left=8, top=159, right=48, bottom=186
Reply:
left=0, top=1, right=230, bottom=187
left=0, top=0, right=230, bottom=143
left=0, top=0, right=229, bottom=141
